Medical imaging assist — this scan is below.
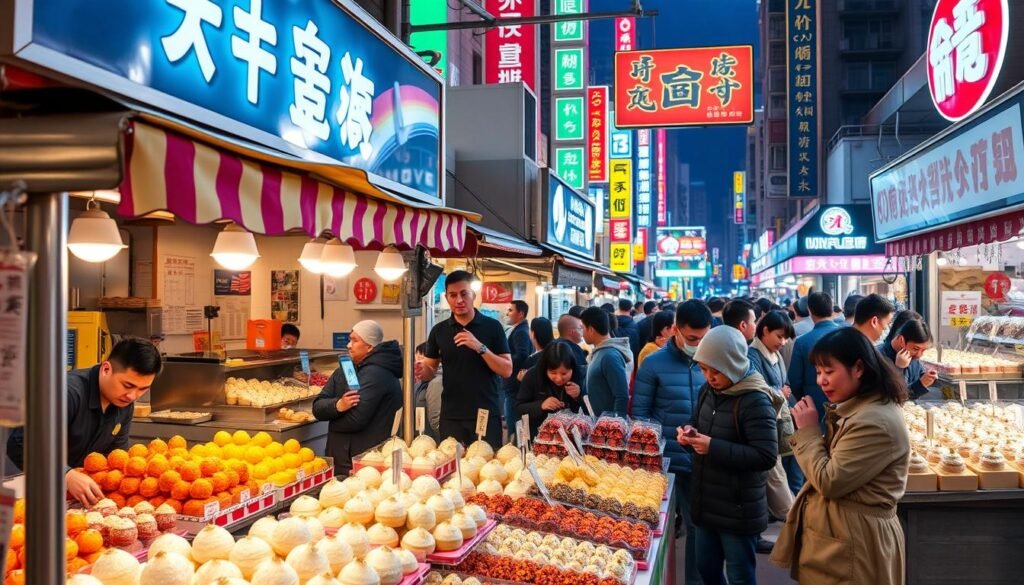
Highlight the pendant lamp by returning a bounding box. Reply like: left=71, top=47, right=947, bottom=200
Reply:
left=374, top=245, right=408, bottom=281
left=67, top=199, right=127, bottom=263
left=210, top=222, right=260, bottom=270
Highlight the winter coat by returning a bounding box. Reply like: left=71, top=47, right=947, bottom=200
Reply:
left=879, top=343, right=930, bottom=399
left=633, top=338, right=705, bottom=474
left=516, top=363, right=586, bottom=436
left=770, top=393, right=909, bottom=585
left=312, top=340, right=404, bottom=475
left=637, top=314, right=655, bottom=346
left=637, top=342, right=662, bottom=368
left=789, top=320, right=842, bottom=432
left=586, top=337, right=632, bottom=416
left=690, top=371, right=780, bottom=535
left=748, top=340, right=796, bottom=456
left=503, top=321, right=533, bottom=397
left=615, top=315, right=641, bottom=359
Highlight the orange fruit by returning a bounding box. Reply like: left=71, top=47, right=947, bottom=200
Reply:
left=82, top=549, right=105, bottom=564
left=158, top=470, right=182, bottom=493
left=189, top=478, right=213, bottom=500
left=9, top=525, right=24, bottom=549
left=13, top=500, right=24, bottom=524
left=228, top=461, right=249, bottom=483
left=119, top=477, right=140, bottom=496
left=283, top=439, right=301, bottom=453
left=170, top=480, right=192, bottom=501
left=216, top=491, right=232, bottom=509
left=148, top=438, right=169, bottom=454
left=101, top=469, right=124, bottom=492
left=210, top=471, right=229, bottom=493
left=16, top=548, right=25, bottom=571
left=126, top=495, right=146, bottom=507
left=199, top=457, right=222, bottom=477
left=168, top=435, right=187, bottom=450
left=164, top=499, right=183, bottom=514
left=298, top=447, right=315, bottom=463
left=65, top=537, right=79, bottom=561
left=127, top=444, right=148, bottom=459
left=66, top=556, right=89, bottom=575
left=138, top=477, right=160, bottom=498
left=179, top=461, right=201, bottom=482
left=149, top=495, right=166, bottom=508
left=83, top=452, right=109, bottom=473
left=89, top=470, right=108, bottom=487
left=125, top=456, right=147, bottom=478
left=146, top=456, right=170, bottom=478
left=224, top=469, right=240, bottom=488
left=66, top=512, right=88, bottom=536
left=75, top=528, right=103, bottom=554
left=5, top=549, right=17, bottom=572
left=5, top=569, right=24, bottom=585
left=106, top=449, right=129, bottom=472
left=182, top=499, right=206, bottom=517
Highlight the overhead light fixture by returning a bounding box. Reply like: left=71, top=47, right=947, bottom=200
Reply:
left=210, top=222, right=259, bottom=270
left=535, top=283, right=547, bottom=295
left=374, top=245, right=408, bottom=281
left=471, top=278, right=483, bottom=293
left=319, top=238, right=357, bottom=277
left=298, top=237, right=327, bottom=273
left=782, top=275, right=796, bottom=285
left=67, top=199, right=127, bottom=263
left=935, top=254, right=949, bottom=266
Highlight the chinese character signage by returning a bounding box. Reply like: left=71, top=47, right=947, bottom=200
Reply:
left=870, top=98, right=1024, bottom=242
left=555, top=96, right=586, bottom=141
left=14, top=0, right=445, bottom=202
left=542, top=170, right=595, bottom=259
left=555, top=147, right=586, bottom=190
left=553, top=0, right=585, bottom=42
left=656, top=129, right=668, bottom=225
left=613, top=46, right=754, bottom=128
left=927, top=0, right=1009, bottom=122
left=615, top=17, right=635, bottom=52
left=636, top=130, right=653, bottom=228
left=609, top=243, right=632, bottom=272
left=608, top=157, right=633, bottom=274
left=409, top=0, right=448, bottom=79
left=801, top=206, right=876, bottom=253
left=610, top=114, right=633, bottom=158
left=555, top=48, right=586, bottom=91
left=588, top=86, right=609, bottom=182
left=733, top=171, right=746, bottom=224
left=589, top=185, right=605, bottom=233
left=940, top=291, right=982, bottom=326
left=485, top=0, right=537, bottom=91
left=634, top=228, right=648, bottom=262
left=654, top=227, right=707, bottom=277
left=787, top=0, right=819, bottom=198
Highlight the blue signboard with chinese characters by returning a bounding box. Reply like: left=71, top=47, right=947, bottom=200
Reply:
left=543, top=170, right=596, bottom=260
left=8, top=0, right=442, bottom=201
left=609, top=113, right=633, bottom=159
left=787, top=0, right=818, bottom=198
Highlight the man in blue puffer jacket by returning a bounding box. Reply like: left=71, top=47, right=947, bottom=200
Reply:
left=633, top=299, right=712, bottom=585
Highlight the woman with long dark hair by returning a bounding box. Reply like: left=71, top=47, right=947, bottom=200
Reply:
left=880, top=315, right=936, bottom=399
left=770, top=327, right=910, bottom=585
left=515, top=340, right=585, bottom=436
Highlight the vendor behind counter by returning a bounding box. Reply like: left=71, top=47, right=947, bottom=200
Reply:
left=6, top=338, right=162, bottom=505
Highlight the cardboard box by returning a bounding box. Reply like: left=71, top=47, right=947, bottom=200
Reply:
left=936, top=468, right=979, bottom=491
left=905, top=471, right=938, bottom=492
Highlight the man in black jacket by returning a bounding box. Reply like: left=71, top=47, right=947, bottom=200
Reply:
left=635, top=300, right=658, bottom=346
left=615, top=298, right=641, bottom=361
left=313, top=320, right=403, bottom=476
left=503, top=300, right=532, bottom=433
left=678, top=325, right=780, bottom=585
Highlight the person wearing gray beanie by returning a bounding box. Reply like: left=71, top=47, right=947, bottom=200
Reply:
left=678, top=325, right=783, bottom=584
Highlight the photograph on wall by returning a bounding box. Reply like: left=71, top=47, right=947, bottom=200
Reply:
left=382, top=283, right=401, bottom=305
left=270, top=270, right=300, bottom=323
left=213, top=270, right=252, bottom=296
left=323, top=275, right=349, bottom=301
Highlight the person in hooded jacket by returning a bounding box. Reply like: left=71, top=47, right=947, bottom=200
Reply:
left=313, top=320, right=403, bottom=476
left=633, top=300, right=711, bottom=585
left=678, top=325, right=781, bottom=585
left=581, top=307, right=631, bottom=416
left=516, top=340, right=586, bottom=437
left=615, top=298, right=642, bottom=360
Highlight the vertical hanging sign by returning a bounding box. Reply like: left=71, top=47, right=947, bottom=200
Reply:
left=656, top=129, right=668, bottom=226
left=733, top=171, right=746, bottom=224
left=551, top=0, right=589, bottom=193
left=485, top=0, right=537, bottom=91
left=609, top=160, right=633, bottom=273
left=787, top=0, right=819, bottom=198
left=614, top=17, right=636, bottom=52
left=587, top=86, right=609, bottom=182
left=636, top=129, right=652, bottom=228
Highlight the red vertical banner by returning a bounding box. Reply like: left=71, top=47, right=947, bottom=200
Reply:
left=614, top=17, right=635, bottom=52
left=656, top=129, right=667, bottom=226
left=587, top=86, right=608, bottom=182
left=485, top=0, right=537, bottom=91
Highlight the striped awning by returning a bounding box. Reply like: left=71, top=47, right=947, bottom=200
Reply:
left=118, top=121, right=469, bottom=253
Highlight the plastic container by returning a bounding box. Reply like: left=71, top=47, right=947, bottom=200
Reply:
left=246, top=319, right=282, bottom=351
left=591, top=414, right=630, bottom=448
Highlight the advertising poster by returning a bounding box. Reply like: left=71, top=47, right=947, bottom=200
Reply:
left=270, top=270, right=300, bottom=323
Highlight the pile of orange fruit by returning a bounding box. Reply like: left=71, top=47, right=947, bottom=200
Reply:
left=78, top=432, right=329, bottom=517
left=3, top=500, right=105, bottom=584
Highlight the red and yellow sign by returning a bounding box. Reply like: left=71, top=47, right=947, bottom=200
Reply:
left=588, top=86, right=609, bottom=182
left=614, top=46, right=754, bottom=128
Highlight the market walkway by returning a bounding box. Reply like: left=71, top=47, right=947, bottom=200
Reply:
left=675, top=522, right=797, bottom=584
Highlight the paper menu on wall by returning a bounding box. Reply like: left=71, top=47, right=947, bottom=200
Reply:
left=162, top=255, right=196, bottom=305
left=214, top=295, right=251, bottom=340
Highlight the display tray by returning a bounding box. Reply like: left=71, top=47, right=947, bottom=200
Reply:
left=651, top=512, right=667, bottom=537
left=636, top=537, right=656, bottom=572
left=427, top=570, right=530, bottom=585
left=176, top=488, right=277, bottom=535
left=275, top=460, right=335, bottom=501
left=934, top=371, right=1024, bottom=383
left=425, top=519, right=497, bottom=565
left=143, top=412, right=213, bottom=425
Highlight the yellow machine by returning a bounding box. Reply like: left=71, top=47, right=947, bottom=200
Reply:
left=67, top=311, right=112, bottom=370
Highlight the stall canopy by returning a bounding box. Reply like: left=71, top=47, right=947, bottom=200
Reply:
left=461, top=222, right=544, bottom=258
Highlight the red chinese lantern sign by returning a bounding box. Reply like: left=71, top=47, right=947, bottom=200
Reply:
left=481, top=282, right=514, bottom=304
left=353, top=278, right=378, bottom=304
left=984, top=272, right=1011, bottom=300
left=485, top=0, right=537, bottom=90
left=613, top=46, right=754, bottom=128
left=927, top=0, right=1009, bottom=122
left=588, top=86, right=609, bottom=182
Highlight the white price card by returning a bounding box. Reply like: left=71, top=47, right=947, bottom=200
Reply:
left=527, top=462, right=554, bottom=505
left=521, top=414, right=530, bottom=443
left=392, top=408, right=404, bottom=437
left=238, top=488, right=251, bottom=503
left=392, top=450, right=403, bottom=489
left=416, top=407, right=425, bottom=434
left=582, top=395, right=595, bottom=418
left=926, top=409, right=935, bottom=440
left=0, top=257, right=28, bottom=427
left=989, top=381, right=999, bottom=403
left=959, top=380, right=968, bottom=404
left=475, top=408, right=489, bottom=439
left=203, top=499, right=220, bottom=520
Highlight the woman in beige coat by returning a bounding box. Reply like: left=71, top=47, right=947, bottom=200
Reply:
left=770, top=327, right=910, bottom=585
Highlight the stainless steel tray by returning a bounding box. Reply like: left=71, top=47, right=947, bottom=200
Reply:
left=145, top=412, right=213, bottom=425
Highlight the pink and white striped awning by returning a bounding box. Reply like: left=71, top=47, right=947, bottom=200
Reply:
left=117, top=121, right=468, bottom=253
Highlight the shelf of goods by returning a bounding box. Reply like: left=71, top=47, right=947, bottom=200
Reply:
left=130, top=348, right=343, bottom=452
left=353, top=435, right=459, bottom=481
left=533, top=413, right=667, bottom=473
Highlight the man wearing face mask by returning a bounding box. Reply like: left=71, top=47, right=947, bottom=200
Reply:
left=281, top=323, right=301, bottom=349
left=633, top=300, right=711, bottom=577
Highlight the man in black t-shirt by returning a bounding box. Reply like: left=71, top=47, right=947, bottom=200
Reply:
left=416, top=271, right=512, bottom=449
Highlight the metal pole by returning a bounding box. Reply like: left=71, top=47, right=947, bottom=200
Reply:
left=24, top=192, right=67, bottom=585
left=402, top=316, right=416, bottom=443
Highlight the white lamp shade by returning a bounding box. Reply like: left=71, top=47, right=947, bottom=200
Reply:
left=320, top=238, right=357, bottom=277
left=211, top=223, right=259, bottom=270
left=374, top=246, right=408, bottom=281
left=299, top=238, right=326, bottom=273
left=471, top=279, right=483, bottom=292
left=67, top=208, right=127, bottom=263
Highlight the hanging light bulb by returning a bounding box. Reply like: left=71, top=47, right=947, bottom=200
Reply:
left=210, top=222, right=259, bottom=270
left=374, top=245, right=408, bottom=281
left=298, top=237, right=327, bottom=273
left=935, top=254, right=949, bottom=267
left=471, top=278, right=483, bottom=292
left=535, top=283, right=546, bottom=295
left=67, top=199, right=127, bottom=263
left=319, top=238, right=357, bottom=277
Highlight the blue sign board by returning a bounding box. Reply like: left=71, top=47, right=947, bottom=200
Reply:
left=332, top=331, right=350, bottom=350
left=543, top=170, right=595, bottom=259
left=299, top=350, right=311, bottom=375
left=787, top=0, right=818, bottom=198
left=609, top=113, right=633, bottom=159
left=8, top=0, right=443, bottom=201
left=750, top=205, right=883, bottom=273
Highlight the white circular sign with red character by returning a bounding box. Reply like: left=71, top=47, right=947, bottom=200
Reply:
left=927, top=0, right=1009, bottom=122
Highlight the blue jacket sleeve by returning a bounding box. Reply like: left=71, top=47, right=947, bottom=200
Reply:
left=908, top=359, right=930, bottom=399
left=632, top=357, right=657, bottom=419
left=608, top=354, right=630, bottom=415
left=789, top=341, right=806, bottom=399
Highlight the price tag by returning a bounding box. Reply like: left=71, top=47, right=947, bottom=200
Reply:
left=261, top=482, right=274, bottom=495
left=392, top=450, right=403, bottom=489
left=516, top=420, right=527, bottom=449
left=950, top=316, right=973, bottom=328
left=959, top=380, right=967, bottom=404
left=300, top=351, right=311, bottom=375
left=392, top=408, right=404, bottom=437
left=475, top=409, right=489, bottom=440
left=582, top=395, right=595, bottom=418
left=295, top=469, right=306, bottom=482
left=521, top=414, right=530, bottom=444
left=926, top=409, right=935, bottom=440
left=455, top=443, right=464, bottom=482
left=203, top=500, right=220, bottom=520
left=0, top=257, right=28, bottom=426
left=416, top=407, right=425, bottom=434
left=238, top=488, right=251, bottom=503
left=571, top=426, right=586, bottom=454
left=989, top=381, right=998, bottom=403
left=526, top=462, right=554, bottom=505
